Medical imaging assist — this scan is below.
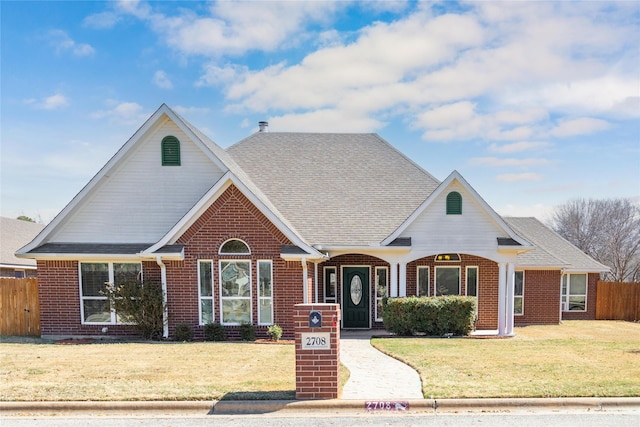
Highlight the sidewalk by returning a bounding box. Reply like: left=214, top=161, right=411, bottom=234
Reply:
left=340, top=330, right=423, bottom=399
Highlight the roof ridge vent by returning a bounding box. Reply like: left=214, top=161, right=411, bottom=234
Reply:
left=258, top=121, right=269, bottom=132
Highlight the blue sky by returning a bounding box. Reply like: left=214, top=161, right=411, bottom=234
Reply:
left=2, top=1, right=639, bottom=225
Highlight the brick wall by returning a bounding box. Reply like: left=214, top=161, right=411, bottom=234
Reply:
left=170, top=184, right=303, bottom=340
left=514, top=270, right=561, bottom=325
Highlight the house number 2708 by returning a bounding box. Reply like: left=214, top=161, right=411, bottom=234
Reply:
left=300, top=332, right=330, bottom=349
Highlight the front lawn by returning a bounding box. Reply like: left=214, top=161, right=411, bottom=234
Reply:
left=372, top=321, right=640, bottom=398
left=1, top=321, right=638, bottom=401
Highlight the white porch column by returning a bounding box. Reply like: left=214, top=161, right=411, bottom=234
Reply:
left=498, top=262, right=506, bottom=336
left=301, top=258, right=308, bottom=303
left=399, top=262, right=407, bottom=297
left=314, top=262, right=319, bottom=303
left=505, top=263, right=516, bottom=335
left=390, top=262, right=399, bottom=297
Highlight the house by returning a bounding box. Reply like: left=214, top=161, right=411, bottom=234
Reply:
left=1, top=217, right=45, bottom=278
left=16, top=104, right=608, bottom=339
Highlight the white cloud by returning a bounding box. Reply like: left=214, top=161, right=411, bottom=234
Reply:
left=25, top=93, right=70, bottom=110
left=152, top=70, right=173, bottom=89
left=48, top=29, right=95, bottom=57
left=470, top=157, right=550, bottom=167
left=270, top=109, right=383, bottom=133
left=496, top=173, right=543, bottom=182
left=489, top=141, right=552, bottom=154
left=83, top=11, right=120, bottom=29
left=90, top=101, right=147, bottom=125
left=549, top=117, right=610, bottom=137
left=172, top=105, right=211, bottom=116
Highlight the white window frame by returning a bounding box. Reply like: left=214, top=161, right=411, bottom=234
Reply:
left=375, top=266, right=388, bottom=322
left=417, top=266, right=430, bottom=296
left=219, top=260, right=252, bottom=325
left=324, top=266, right=337, bottom=303
left=79, top=261, right=142, bottom=325
left=562, top=273, right=588, bottom=312
left=218, top=238, right=251, bottom=255
left=257, top=260, right=273, bottom=325
left=198, top=260, right=215, bottom=325
left=434, top=266, right=461, bottom=296
left=514, top=270, right=524, bottom=316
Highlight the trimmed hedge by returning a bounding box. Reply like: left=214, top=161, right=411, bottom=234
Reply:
left=382, top=296, right=476, bottom=336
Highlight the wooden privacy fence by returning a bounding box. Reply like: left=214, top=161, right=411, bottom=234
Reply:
left=596, top=281, right=640, bottom=322
left=0, top=278, right=40, bottom=336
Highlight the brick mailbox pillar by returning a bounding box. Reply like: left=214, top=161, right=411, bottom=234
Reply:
left=294, top=303, right=341, bottom=399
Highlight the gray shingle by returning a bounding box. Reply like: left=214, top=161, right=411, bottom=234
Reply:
left=505, top=217, right=608, bottom=271
left=227, top=133, right=440, bottom=246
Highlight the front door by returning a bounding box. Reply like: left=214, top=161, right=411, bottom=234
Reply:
left=342, top=267, right=370, bottom=328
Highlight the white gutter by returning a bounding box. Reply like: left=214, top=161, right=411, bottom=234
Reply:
left=156, top=256, right=169, bottom=339
left=302, top=258, right=308, bottom=303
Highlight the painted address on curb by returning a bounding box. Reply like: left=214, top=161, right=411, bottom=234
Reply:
left=365, top=401, right=410, bottom=411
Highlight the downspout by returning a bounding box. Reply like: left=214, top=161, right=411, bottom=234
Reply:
left=314, top=261, right=319, bottom=303
left=156, top=256, right=169, bottom=339
left=302, top=258, right=308, bottom=303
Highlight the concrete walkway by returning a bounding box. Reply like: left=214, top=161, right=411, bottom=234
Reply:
left=340, top=330, right=423, bottom=400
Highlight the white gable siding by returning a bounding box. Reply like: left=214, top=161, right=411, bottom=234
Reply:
left=400, top=181, right=505, bottom=257
left=52, top=118, right=226, bottom=243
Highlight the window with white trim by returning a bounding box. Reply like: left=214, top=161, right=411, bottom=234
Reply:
left=324, top=267, right=337, bottom=303
left=562, top=273, right=587, bottom=312
left=435, top=266, right=460, bottom=296
left=258, top=260, right=273, bottom=325
left=375, top=267, right=388, bottom=321
left=198, top=260, right=214, bottom=324
left=220, top=260, right=251, bottom=324
left=514, top=271, right=524, bottom=315
left=80, top=262, right=141, bottom=324
left=219, top=239, right=250, bottom=255
left=417, top=266, right=430, bottom=296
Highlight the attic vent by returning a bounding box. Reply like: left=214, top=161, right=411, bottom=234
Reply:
left=161, top=136, right=181, bottom=166
left=258, top=121, right=269, bottom=132
left=446, top=191, right=462, bottom=215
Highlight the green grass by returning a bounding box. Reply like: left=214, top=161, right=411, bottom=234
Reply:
left=372, top=321, right=640, bottom=398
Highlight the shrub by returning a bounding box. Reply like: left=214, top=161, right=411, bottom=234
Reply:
left=383, top=296, right=476, bottom=336
left=204, top=322, right=226, bottom=342
left=174, top=323, right=194, bottom=342
left=101, top=280, right=165, bottom=340
left=267, top=324, right=283, bottom=341
left=239, top=323, right=256, bottom=341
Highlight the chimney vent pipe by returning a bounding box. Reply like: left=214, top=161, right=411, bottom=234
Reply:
left=258, top=121, right=269, bottom=132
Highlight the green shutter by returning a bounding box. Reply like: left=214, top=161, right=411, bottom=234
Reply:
left=446, top=191, right=462, bottom=215
left=161, top=136, right=181, bottom=166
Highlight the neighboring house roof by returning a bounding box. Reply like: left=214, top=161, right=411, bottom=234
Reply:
left=0, top=217, right=45, bottom=269
left=227, top=132, right=440, bottom=246
left=505, top=217, right=609, bottom=272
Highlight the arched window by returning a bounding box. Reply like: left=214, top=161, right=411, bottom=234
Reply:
left=446, top=191, right=462, bottom=215
left=219, top=239, right=250, bottom=255
left=161, top=136, right=181, bottom=166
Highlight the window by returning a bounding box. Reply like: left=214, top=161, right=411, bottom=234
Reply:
left=417, top=266, right=430, bottom=296
left=514, top=271, right=524, bottom=315
left=198, top=261, right=214, bottom=324
left=435, top=266, right=460, bottom=296
left=446, top=191, right=462, bottom=215
left=562, top=273, right=587, bottom=312
left=466, top=266, right=478, bottom=297
left=80, top=262, right=141, bottom=324
left=219, top=239, right=250, bottom=254
left=258, top=261, right=273, bottom=325
left=161, top=136, right=181, bottom=166
left=375, top=267, right=388, bottom=321
left=324, top=267, right=337, bottom=303
left=220, top=260, right=251, bottom=324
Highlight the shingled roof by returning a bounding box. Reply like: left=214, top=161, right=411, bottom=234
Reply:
left=505, top=217, right=608, bottom=272
left=227, top=132, right=440, bottom=246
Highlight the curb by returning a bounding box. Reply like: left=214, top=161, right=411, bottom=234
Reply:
left=1, top=397, right=639, bottom=415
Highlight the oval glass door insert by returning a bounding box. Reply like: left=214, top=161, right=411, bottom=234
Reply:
left=350, top=275, right=363, bottom=305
